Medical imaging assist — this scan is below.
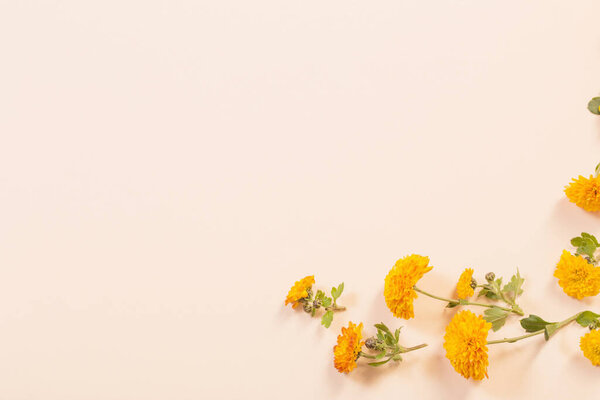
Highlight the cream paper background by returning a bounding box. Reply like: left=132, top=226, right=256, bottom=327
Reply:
left=2, top=1, right=600, bottom=399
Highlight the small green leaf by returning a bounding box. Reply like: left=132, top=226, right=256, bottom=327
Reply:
left=571, top=233, right=598, bottom=260
left=392, top=354, right=402, bottom=361
left=544, top=323, right=559, bottom=341
left=315, top=290, right=325, bottom=301
left=332, top=283, right=344, bottom=300
left=321, top=310, right=334, bottom=328
left=502, top=269, right=525, bottom=302
left=384, top=333, right=395, bottom=346
left=374, top=323, right=392, bottom=335
left=375, top=351, right=386, bottom=359
left=322, top=297, right=332, bottom=308
left=377, top=331, right=384, bottom=341
left=484, top=307, right=509, bottom=331
left=588, top=97, right=600, bottom=115
left=394, top=328, right=401, bottom=342
left=520, top=314, right=553, bottom=332
left=484, top=290, right=500, bottom=300
left=368, top=358, right=392, bottom=367
left=446, top=301, right=460, bottom=308
left=576, top=311, right=600, bottom=327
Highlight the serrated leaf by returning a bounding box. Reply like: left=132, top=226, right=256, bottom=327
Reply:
left=502, top=269, right=525, bottom=302
left=484, top=290, right=500, bottom=300
left=315, top=290, right=325, bottom=301
left=322, top=297, right=332, bottom=308
left=576, top=311, right=600, bottom=327
left=484, top=307, right=509, bottom=331
left=588, top=97, right=600, bottom=115
left=520, top=314, right=553, bottom=332
left=334, top=283, right=344, bottom=299
left=582, top=233, right=599, bottom=247
left=544, top=323, right=559, bottom=341
left=368, top=358, right=392, bottom=367
left=321, top=310, right=333, bottom=328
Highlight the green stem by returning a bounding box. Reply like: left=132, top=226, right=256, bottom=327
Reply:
left=413, top=286, right=523, bottom=315
left=325, top=305, right=346, bottom=312
left=400, top=343, right=428, bottom=352
left=487, top=313, right=580, bottom=345
left=358, top=351, right=377, bottom=359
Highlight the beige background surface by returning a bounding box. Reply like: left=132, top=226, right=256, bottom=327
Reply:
left=2, top=1, right=600, bottom=399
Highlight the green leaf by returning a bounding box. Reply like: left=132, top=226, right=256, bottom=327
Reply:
left=588, top=97, right=600, bottom=115
left=502, top=269, right=524, bottom=302
left=374, top=323, right=392, bottom=335
left=375, top=351, right=386, bottom=359
left=383, top=333, right=395, bottom=346
left=571, top=233, right=598, bottom=260
left=322, top=297, right=332, bottom=308
left=446, top=301, right=460, bottom=308
left=582, top=233, right=599, bottom=247
left=321, top=310, right=334, bottom=328
left=484, top=307, right=509, bottom=331
left=394, top=328, right=401, bottom=342
left=392, top=354, right=403, bottom=361
left=315, top=290, right=325, bottom=301
left=544, top=323, right=559, bottom=341
left=520, top=314, right=553, bottom=332
left=484, top=290, right=500, bottom=300
left=377, top=331, right=384, bottom=341
left=576, top=311, right=600, bottom=327
left=368, top=358, right=392, bottom=367
left=331, top=283, right=344, bottom=300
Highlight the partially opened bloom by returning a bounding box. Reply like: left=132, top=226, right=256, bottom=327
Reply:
left=384, top=254, right=433, bottom=319
left=285, top=275, right=315, bottom=308
left=456, top=268, right=475, bottom=299
left=554, top=251, right=600, bottom=299
left=333, top=321, right=364, bottom=373
left=580, top=329, right=600, bottom=366
left=443, top=310, right=491, bottom=380
left=565, top=175, right=600, bottom=212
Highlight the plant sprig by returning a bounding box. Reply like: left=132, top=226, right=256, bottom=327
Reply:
left=359, top=322, right=427, bottom=366
left=571, top=233, right=599, bottom=264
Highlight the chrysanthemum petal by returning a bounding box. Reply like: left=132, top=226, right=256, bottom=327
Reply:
left=285, top=275, right=315, bottom=308
left=580, top=329, right=600, bottom=366
left=333, top=322, right=364, bottom=373
left=456, top=268, right=475, bottom=299
left=565, top=175, right=600, bottom=212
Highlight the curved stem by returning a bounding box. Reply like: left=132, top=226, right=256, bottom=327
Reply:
left=358, top=351, right=377, bottom=359
left=413, top=286, right=523, bottom=315
left=487, top=313, right=580, bottom=345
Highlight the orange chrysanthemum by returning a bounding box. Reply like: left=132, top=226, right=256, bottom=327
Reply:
left=333, top=321, right=364, bottom=373
left=456, top=268, right=475, bottom=299
left=443, top=310, right=491, bottom=380
left=565, top=175, right=600, bottom=212
left=285, top=275, right=315, bottom=308
left=554, top=251, right=600, bottom=299
left=384, top=254, right=433, bottom=319
left=580, top=329, right=600, bottom=366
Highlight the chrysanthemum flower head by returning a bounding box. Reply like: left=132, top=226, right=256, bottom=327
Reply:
left=443, top=310, right=491, bottom=380
left=554, top=250, right=600, bottom=299
left=384, top=254, right=433, bottom=319
left=565, top=175, right=600, bottom=212
left=457, top=268, right=475, bottom=299
left=333, top=321, right=364, bottom=373
left=580, top=329, right=600, bottom=366
left=285, top=275, right=315, bottom=308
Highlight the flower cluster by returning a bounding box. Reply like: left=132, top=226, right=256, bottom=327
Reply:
left=282, top=101, right=600, bottom=380
left=284, top=276, right=345, bottom=328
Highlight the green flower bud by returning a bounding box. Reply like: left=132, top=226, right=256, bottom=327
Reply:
left=303, top=303, right=313, bottom=313
left=485, top=272, right=495, bottom=282
left=470, top=277, right=477, bottom=289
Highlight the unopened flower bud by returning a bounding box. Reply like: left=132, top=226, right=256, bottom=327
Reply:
left=485, top=272, right=495, bottom=282
left=365, top=337, right=378, bottom=350
left=470, top=277, right=477, bottom=289
left=303, top=303, right=313, bottom=313
left=313, top=299, right=322, bottom=309
left=306, top=287, right=313, bottom=298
